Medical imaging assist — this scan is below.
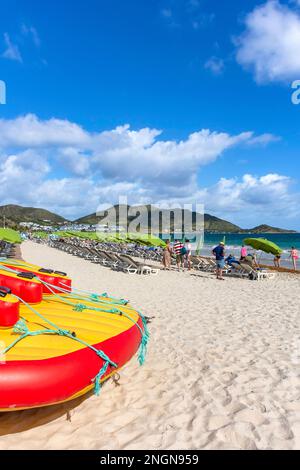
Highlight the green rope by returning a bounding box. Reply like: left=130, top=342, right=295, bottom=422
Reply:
left=2, top=319, right=71, bottom=355
left=93, top=361, right=110, bottom=396
left=41, top=278, right=129, bottom=309
left=2, top=296, right=117, bottom=394
left=39, top=278, right=149, bottom=364
left=137, top=314, right=150, bottom=366
left=70, top=288, right=128, bottom=305
left=0, top=261, right=149, bottom=372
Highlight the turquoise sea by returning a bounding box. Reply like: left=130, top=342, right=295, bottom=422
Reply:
left=203, top=232, right=300, bottom=251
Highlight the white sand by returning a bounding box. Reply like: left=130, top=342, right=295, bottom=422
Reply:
left=1, top=240, right=300, bottom=450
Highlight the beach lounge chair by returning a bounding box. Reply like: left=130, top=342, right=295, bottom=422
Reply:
left=117, top=254, right=159, bottom=275
left=110, top=254, right=138, bottom=274
left=190, top=256, right=203, bottom=270
left=95, top=250, right=121, bottom=268
left=239, top=263, right=276, bottom=280
left=197, top=257, right=216, bottom=272
left=107, top=252, right=136, bottom=271
left=229, top=262, right=249, bottom=278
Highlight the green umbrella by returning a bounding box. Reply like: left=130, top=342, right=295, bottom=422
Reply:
left=243, top=237, right=282, bottom=256
left=0, top=228, right=22, bottom=244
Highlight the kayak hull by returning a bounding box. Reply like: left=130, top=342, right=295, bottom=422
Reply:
left=0, top=317, right=142, bottom=411
left=0, top=262, right=144, bottom=411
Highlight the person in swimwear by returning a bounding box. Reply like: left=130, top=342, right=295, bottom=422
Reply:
left=290, top=246, right=299, bottom=271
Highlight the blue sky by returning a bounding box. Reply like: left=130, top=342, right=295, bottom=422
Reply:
left=0, top=0, right=300, bottom=228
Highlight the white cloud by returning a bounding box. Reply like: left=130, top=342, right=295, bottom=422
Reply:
left=245, top=133, right=281, bottom=146
left=2, top=33, right=22, bottom=63
left=0, top=114, right=90, bottom=148
left=236, top=0, right=300, bottom=83
left=57, top=148, right=91, bottom=176
left=0, top=114, right=288, bottom=224
left=0, top=149, right=50, bottom=206
left=204, top=56, right=225, bottom=75
left=205, top=173, right=292, bottom=210
left=91, top=127, right=255, bottom=186
left=0, top=114, right=268, bottom=188
left=199, top=173, right=300, bottom=227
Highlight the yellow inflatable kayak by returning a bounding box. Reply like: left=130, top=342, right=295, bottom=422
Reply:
left=0, top=273, right=148, bottom=411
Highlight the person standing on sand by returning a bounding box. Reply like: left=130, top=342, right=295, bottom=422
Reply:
left=240, top=245, right=247, bottom=261
left=212, top=241, right=225, bottom=280
left=274, top=254, right=281, bottom=268
left=184, top=239, right=192, bottom=270
left=290, top=247, right=298, bottom=271
left=162, top=239, right=172, bottom=270
left=173, top=239, right=184, bottom=271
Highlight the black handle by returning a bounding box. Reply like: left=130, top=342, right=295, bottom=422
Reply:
left=17, top=272, right=36, bottom=280
left=54, top=271, right=67, bottom=276
left=0, top=286, right=11, bottom=298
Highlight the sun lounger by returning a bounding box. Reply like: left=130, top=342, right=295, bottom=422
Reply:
left=95, top=250, right=121, bottom=268
left=110, top=254, right=139, bottom=274
left=190, top=256, right=205, bottom=270
left=117, top=254, right=159, bottom=275
left=229, top=262, right=249, bottom=278
left=240, top=263, right=276, bottom=280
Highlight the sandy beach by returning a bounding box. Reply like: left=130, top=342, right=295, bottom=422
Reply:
left=0, top=240, right=300, bottom=450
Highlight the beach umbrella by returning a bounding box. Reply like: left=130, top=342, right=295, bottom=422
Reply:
left=0, top=228, right=22, bottom=244
left=243, top=237, right=282, bottom=256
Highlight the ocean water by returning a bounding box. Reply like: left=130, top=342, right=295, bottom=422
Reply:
left=203, top=232, right=300, bottom=251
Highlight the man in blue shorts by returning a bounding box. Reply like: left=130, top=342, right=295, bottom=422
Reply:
left=212, top=241, right=225, bottom=280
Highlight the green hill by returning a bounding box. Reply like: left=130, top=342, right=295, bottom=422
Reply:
left=0, top=204, right=68, bottom=227
left=75, top=205, right=241, bottom=232
left=242, top=224, right=297, bottom=234
left=204, top=214, right=240, bottom=232
left=0, top=204, right=296, bottom=233
left=75, top=205, right=296, bottom=233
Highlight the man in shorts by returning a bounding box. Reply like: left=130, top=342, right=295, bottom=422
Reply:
left=173, top=239, right=184, bottom=271
left=212, top=241, right=225, bottom=280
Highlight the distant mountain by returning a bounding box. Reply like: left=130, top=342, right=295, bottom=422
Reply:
left=204, top=214, right=241, bottom=232
left=243, top=224, right=297, bottom=234
left=76, top=205, right=297, bottom=233
left=75, top=205, right=247, bottom=233
left=0, top=204, right=68, bottom=227
left=0, top=204, right=296, bottom=233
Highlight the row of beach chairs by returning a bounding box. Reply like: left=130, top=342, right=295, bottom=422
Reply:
left=48, top=239, right=160, bottom=275
left=37, top=238, right=275, bottom=280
